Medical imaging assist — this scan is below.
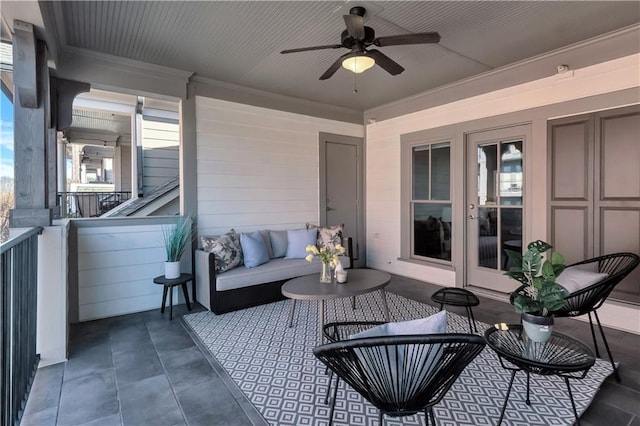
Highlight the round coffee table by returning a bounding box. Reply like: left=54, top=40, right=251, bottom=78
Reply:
left=282, top=269, right=391, bottom=342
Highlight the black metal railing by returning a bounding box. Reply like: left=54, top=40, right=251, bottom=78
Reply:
left=57, top=191, right=132, bottom=218
left=1, top=227, right=42, bottom=426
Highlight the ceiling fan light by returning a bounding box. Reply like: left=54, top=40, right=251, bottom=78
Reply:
left=342, top=55, right=375, bottom=73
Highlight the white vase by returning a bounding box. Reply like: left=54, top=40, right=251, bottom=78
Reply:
left=164, top=261, right=181, bottom=279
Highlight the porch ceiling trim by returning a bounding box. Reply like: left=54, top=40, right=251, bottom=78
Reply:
left=191, top=75, right=363, bottom=125
left=56, top=46, right=193, bottom=100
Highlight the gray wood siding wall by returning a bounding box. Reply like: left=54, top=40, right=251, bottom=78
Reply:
left=119, top=141, right=132, bottom=192
left=75, top=219, right=191, bottom=321
left=195, top=97, right=363, bottom=237
left=142, top=119, right=179, bottom=194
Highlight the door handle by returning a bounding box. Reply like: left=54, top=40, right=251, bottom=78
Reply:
left=468, top=215, right=477, bottom=219
left=326, top=206, right=335, bottom=211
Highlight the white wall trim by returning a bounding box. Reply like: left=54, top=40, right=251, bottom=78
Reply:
left=365, top=24, right=640, bottom=123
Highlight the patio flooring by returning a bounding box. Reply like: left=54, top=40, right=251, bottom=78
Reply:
left=22, top=274, right=640, bottom=426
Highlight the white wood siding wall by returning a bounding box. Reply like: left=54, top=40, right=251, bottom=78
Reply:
left=365, top=54, right=640, bottom=333
left=76, top=221, right=191, bottom=321
left=142, top=119, right=179, bottom=194
left=195, top=97, right=363, bottom=236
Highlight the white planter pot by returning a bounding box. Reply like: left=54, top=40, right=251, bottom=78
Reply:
left=164, top=261, right=181, bottom=279
left=521, top=313, right=554, bottom=343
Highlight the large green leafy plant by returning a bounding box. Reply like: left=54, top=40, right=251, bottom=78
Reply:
left=505, top=240, right=569, bottom=316
left=162, top=216, right=192, bottom=262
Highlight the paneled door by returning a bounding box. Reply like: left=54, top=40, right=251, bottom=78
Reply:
left=466, top=125, right=529, bottom=293
left=549, top=105, right=640, bottom=303
left=319, top=133, right=365, bottom=267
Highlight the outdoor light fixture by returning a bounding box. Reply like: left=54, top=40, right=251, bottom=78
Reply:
left=342, top=55, right=375, bottom=73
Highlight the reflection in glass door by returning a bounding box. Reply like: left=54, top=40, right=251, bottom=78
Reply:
left=466, top=124, right=528, bottom=293
left=476, top=141, right=523, bottom=270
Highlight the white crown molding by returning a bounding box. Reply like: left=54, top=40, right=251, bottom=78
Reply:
left=191, top=75, right=363, bottom=125
left=365, top=24, right=640, bottom=123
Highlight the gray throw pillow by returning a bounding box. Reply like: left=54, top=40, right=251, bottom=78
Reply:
left=307, top=223, right=344, bottom=251
left=556, top=266, right=608, bottom=294
left=269, top=230, right=288, bottom=258
left=240, top=232, right=270, bottom=268
left=200, top=229, right=243, bottom=273
left=259, top=230, right=274, bottom=259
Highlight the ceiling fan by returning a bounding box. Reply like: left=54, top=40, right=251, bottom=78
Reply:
left=280, top=6, right=441, bottom=80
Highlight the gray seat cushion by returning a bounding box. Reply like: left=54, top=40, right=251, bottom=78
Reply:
left=216, top=256, right=351, bottom=291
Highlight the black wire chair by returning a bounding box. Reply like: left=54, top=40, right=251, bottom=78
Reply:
left=313, top=333, right=486, bottom=425
left=510, top=252, right=640, bottom=381
left=322, top=321, right=387, bottom=406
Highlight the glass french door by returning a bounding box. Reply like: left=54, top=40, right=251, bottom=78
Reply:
left=466, top=125, right=528, bottom=293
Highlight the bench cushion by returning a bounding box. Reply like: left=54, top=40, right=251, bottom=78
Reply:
left=216, top=256, right=351, bottom=291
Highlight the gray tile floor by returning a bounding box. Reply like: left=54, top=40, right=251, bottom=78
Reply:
left=22, top=274, right=640, bottom=426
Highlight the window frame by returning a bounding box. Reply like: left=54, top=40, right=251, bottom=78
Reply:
left=401, top=135, right=454, bottom=266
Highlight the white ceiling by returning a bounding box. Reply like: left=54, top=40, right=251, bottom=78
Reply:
left=5, top=1, right=640, bottom=112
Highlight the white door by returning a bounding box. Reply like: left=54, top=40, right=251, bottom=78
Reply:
left=320, top=133, right=364, bottom=266
left=466, top=125, right=528, bottom=292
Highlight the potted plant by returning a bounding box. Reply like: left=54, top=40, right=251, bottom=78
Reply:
left=504, top=240, right=569, bottom=342
left=162, top=216, right=192, bottom=279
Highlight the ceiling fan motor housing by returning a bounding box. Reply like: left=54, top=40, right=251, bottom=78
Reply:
left=341, top=27, right=376, bottom=46
left=349, top=6, right=367, bottom=17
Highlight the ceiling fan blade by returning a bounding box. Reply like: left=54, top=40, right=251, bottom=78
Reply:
left=373, top=32, right=441, bottom=47
left=281, top=44, right=344, bottom=54
left=343, top=14, right=365, bottom=39
left=366, top=49, right=404, bottom=75
left=319, top=53, right=351, bottom=80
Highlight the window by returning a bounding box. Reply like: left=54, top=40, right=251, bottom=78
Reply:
left=409, top=142, right=452, bottom=262
left=0, top=41, right=14, bottom=242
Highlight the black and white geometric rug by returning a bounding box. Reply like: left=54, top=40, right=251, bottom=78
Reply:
left=183, top=292, right=612, bottom=426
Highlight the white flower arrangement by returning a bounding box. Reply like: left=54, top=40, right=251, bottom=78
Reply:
left=305, top=244, right=345, bottom=267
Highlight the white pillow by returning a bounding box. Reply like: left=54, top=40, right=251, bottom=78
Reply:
left=351, top=310, right=447, bottom=338
left=556, top=266, right=609, bottom=294
left=350, top=311, right=448, bottom=386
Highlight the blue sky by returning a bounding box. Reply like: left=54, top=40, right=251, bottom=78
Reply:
left=0, top=90, right=13, bottom=178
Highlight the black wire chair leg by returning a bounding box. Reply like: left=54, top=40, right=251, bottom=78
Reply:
left=465, top=306, right=477, bottom=333
left=324, top=370, right=334, bottom=404
left=525, top=371, right=531, bottom=405
left=587, top=311, right=601, bottom=358
left=378, top=410, right=384, bottom=425
left=498, top=370, right=517, bottom=425
left=328, top=375, right=340, bottom=426
left=427, top=407, right=436, bottom=425
left=594, top=310, right=621, bottom=382
left=564, top=377, right=581, bottom=426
